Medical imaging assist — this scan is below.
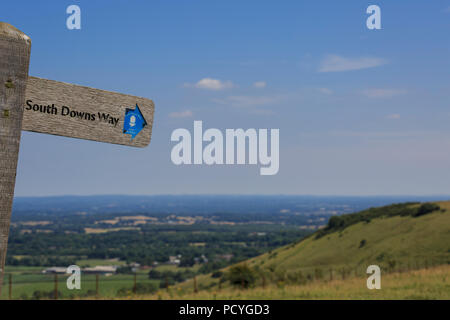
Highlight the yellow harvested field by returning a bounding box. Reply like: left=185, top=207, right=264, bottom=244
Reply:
left=84, top=227, right=140, bottom=234
left=19, top=221, right=52, bottom=226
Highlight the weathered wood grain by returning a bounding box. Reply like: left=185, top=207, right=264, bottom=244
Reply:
left=23, top=77, right=155, bottom=148
left=0, top=22, right=31, bottom=294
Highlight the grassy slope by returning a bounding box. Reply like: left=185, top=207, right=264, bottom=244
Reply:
left=147, top=265, right=450, bottom=300
left=248, top=201, right=450, bottom=274
left=152, top=201, right=450, bottom=299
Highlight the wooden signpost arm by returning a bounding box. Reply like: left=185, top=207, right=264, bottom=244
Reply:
left=0, top=22, right=31, bottom=294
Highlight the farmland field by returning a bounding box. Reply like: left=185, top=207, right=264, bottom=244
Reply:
left=1, top=264, right=159, bottom=300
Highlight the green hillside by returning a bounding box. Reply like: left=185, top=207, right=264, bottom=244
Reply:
left=164, top=201, right=450, bottom=298
left=248, top=201, right=449, bottom=275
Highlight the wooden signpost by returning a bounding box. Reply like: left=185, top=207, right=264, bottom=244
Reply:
left=24, top=76, right=154, bottom=147
left=0, top=22, right=155, bottom=294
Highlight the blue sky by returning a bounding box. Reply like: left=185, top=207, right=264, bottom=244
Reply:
left=3, top=1, right=450, bottom=196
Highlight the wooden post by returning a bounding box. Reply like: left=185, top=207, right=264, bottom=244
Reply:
left=0, top=22, right=31, bottom=295
left=54, top=274, right=58, bottom=300
left=95, top=274, right=99, bottom=298
left=8, top=273, right=12, bottom=299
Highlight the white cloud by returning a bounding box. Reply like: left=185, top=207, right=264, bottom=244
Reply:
left=318, top=55, right=387, bottom=72
left=253, top=81, right=267, bottom=88
left=168, top=110, right=193, bottom=118
left=362, top=88, right=407, bottom=98
left=184, top=78, right=233, bottom=90
left=386, top=114, right=401, bottom=120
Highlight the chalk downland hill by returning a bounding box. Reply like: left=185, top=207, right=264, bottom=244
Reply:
left=155, top=201, right=450, bottom=299
left=250, top=201, right=450, bottom=274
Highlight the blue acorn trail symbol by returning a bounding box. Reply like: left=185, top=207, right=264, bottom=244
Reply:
left=123, top=104, right=147, bottom=139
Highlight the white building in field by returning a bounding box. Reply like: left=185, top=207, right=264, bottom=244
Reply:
left=82, top=265, right=117, bottom=275
left=42, top=267, right=68, bottom=274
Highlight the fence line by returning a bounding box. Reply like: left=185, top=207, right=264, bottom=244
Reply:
left=1, top=272, right=160, bottom=300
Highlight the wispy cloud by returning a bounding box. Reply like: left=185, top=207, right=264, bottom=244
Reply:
left=362, top=88, right=407, bottom=98
left=213, top=95, right=283, bottom=107
left=252, top=81, right=267, bottom=88
left=248, top=109, right=274, bottom=116
left=184, top=78, right=234, bottom=90
left=318, top=87, right=333, bottom=95
left=386, top=114, right=401, bottom=120
left=318, top=55, right=387, bottom=72
left=168, top=110, right=193, bottom=118
left=310, top=130, right=439, bottom=139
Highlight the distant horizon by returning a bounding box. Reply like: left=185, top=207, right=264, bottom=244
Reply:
left=12, top=194, right=449, bottom=218
left=13, top=193, right=450, bottom=199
